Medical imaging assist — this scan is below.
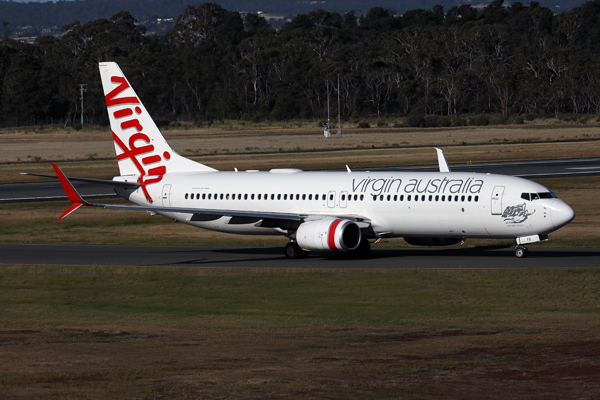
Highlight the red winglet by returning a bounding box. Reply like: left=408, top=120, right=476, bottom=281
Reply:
left=50, top=163, right=91, bottom=220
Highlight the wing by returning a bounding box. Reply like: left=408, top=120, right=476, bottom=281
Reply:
left=44, top=163, right=371, bottom=228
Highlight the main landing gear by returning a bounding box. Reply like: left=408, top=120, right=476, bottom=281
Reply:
left=515, top=245, right=529, bottom=258
left=284, top=242, right=309, bottom=259
left=284, top=239, right=371, bottom=259
left=348, top=238, right=371, bottom=258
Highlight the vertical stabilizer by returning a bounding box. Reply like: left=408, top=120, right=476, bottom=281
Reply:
left=99, top=62, right=216, bottom=201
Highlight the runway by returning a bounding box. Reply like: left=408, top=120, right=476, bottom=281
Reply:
left=1, top=243, right=599, bottom=268
left=2, top=157, right=600, bottom=204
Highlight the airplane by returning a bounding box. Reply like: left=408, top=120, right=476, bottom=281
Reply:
left=25, top=62, right=575, bottom=259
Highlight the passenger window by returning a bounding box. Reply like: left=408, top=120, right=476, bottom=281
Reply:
left=408, top=195, right=411, bottom=201
left=283, top=194, right=287, bottom=200
left=373, top=195, right=377, bottom=201
left=271, top=194, right=275, bottom=200
left=360, top=195, right=364, bottom=201
left=278, top=194, right=282, bottom=200
left=309, top=194, right=313, bottom=200
left=521, top=193, right=530, bottom=201
left=296, top=194, right=300, bottom=200
left=400, top=195, right=404, bottom=201
left=468, top=195, right=472, bottom=202
left=315, top=194, right=319, bottom=200
left=454, top=195, right=459, bottom=201
left=302, top=194, right=306, bottom=200
left=429, top=195, right=433, bottom=201
left=380, top=195, right=384, bottom=201
left=435, top=195, right=439, bottom=201
left=342, top=194, right=346, bottom=201
left=258, top=194, right=261, bottom=200
left=185, top=193, right=188, bottom=199
left=475, top=195, right=479, bottom=202
left=461, top=195, right=465, bottom=202
left=244, top=194, right=248, bottom=200
left=415, top=195, right=418, bottom=202
left=202, top=194, right=206, bottom=200
left=441, top=195, right=445, bottom=201
left=220, top=194, right=224, bottom=200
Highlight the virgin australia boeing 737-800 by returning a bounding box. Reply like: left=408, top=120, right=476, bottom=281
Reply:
left=25, top=62, right=575, bottom=259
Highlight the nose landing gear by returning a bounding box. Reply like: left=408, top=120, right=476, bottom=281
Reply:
left=515, top=245, right=529, bottom=258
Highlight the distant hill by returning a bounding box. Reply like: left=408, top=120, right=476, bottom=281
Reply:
left=0, top=0, right=590, bottom=32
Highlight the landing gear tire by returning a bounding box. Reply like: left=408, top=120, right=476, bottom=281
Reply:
left=515, top=245, right=529, bottom=258
left=285, top=242, right=309, bottom=259
left=349, top=238, right=371, bottom=258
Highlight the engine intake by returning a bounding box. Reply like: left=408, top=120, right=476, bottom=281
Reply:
left=296, top=218, right=361, bottom=252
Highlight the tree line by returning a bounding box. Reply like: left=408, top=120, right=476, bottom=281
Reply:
left=3, top=1, right=600, bottom=128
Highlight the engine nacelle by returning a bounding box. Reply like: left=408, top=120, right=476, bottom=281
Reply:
left=404, top=237, right=462, bottom=246
left=296, top=218, right=361, bottom=252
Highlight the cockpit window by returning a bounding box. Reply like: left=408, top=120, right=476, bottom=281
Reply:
left=522, top=192, right=556, bottom=201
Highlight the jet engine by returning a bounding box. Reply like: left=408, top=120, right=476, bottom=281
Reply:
left=296, top=218, right=361, bottom=251
left=403, top=237, right=462, bottom=246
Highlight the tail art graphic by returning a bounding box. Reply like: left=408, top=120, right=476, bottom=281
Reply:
left=99, top=62, right=215, bottom=202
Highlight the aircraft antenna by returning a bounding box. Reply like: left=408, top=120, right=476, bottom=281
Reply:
left=79, top=83, right=87, bottom=126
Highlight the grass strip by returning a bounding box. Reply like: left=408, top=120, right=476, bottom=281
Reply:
left=1, top=266, right=599, bottom=330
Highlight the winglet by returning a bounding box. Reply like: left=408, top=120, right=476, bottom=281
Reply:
left=50, top=163, right=92, bottom=220
left=435, top=148, right=451, bottom=173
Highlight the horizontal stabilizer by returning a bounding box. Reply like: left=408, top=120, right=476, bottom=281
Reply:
left=21, top=172, right=140, bottom=188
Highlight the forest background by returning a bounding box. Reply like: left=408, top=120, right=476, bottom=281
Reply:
left=3, top=0, right=600, bottom=129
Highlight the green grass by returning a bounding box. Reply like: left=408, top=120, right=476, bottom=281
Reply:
left=1, top=267, right=599, bottom=330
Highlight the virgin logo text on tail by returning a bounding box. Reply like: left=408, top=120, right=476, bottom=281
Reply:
left=106, top=76, right=170, bottom=202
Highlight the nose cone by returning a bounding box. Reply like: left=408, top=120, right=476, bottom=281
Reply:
left=550, top=200, right=575, bottom=229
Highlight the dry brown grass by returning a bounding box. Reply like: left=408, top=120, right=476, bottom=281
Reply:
left=1, top=122, right=599, bottom=165
left=2, top=319, right=600, bottom=399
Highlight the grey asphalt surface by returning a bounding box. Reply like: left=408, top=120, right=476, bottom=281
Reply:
left=2, top=157, right=600, bottom=204
left=1, top=244, right=599, bottom=268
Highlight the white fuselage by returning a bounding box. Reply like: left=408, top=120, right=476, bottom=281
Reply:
left=118, top=169, right=574, bottom=240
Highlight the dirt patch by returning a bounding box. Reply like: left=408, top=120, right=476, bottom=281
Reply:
left=1, top=326, right=599, bottom=399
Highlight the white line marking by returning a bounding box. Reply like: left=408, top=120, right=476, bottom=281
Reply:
left=566, top=167, right=600, bottom=170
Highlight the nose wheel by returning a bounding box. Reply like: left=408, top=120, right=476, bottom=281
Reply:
left=515, top=245, right=529, bottom=258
